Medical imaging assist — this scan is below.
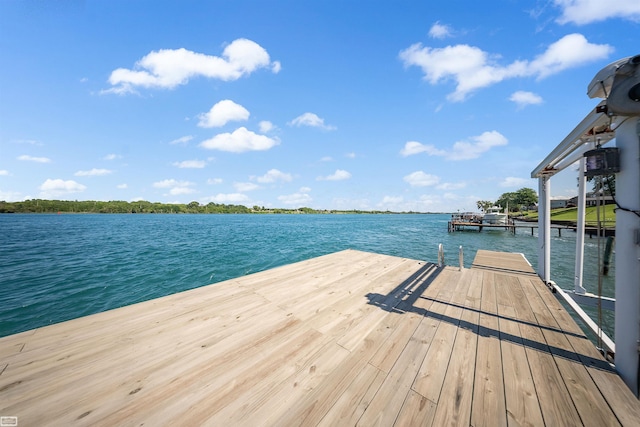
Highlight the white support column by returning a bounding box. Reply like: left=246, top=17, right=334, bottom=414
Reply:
left=537, top=177, right=545, bottom=281
left=538, top=175, right=551, bottom=284
left=614, top=116, right=640, bottom=396
left=574, top=154, right=588, bottom=294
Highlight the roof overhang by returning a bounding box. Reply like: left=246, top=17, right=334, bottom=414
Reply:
left=531, top=100, right=616, bottom=178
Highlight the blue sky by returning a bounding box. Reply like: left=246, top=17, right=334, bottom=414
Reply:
left=1, top=0, right=638, bottom=212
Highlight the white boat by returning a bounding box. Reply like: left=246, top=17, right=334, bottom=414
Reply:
left=482, top=206, right=508, bottom=224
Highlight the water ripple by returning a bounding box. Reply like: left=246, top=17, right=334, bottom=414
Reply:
left=0, top=213, right=614, bottom=338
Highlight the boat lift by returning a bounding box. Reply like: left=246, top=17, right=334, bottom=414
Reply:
left=531, top=55, right=640, bottom=395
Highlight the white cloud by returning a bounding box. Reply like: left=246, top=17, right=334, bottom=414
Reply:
left=0, top=190, right=23, bottom=201
left=345, top=152, right=356, bottom=159
left=200, top=127, right=279, bottom=153
left=39, top=179, right=86, bottom=197
left=255, top=169, right=292, bottom=183
left=153, top=180, right=177, bottom=188
left=234, top=182, right=260, bottom=192
left=399, top=34, right=612, bottom=101
left=153, top=179, right=193, bottom=188
left=18, top=155, right=51, bottom=163
left=173, top=160, right=206, bottom=168
left=104, top=38, right=279, bottom=94
left=0, top=170, right=10, bottom=176
left=376, top=194, right=453, bottom=212
left=169, top=187, right=196, bottom=195
left=429, top=22, right=453, bottom=39
left=400, top=141, right=446, bottom=157
left=500, top=177, right=531, bottom=187
left=509, top=91, right=543, bottom=108
left=153, top=179, right=195, bottom=195
left=317, top=169, right=351, bottom=181
left=403, top=171, right=440, bottom=187
left=555, top=0, right=640, bottom=24
left=207, top=178, right=223, bottom=185
left=288, top=112, right=336, bottom=130
left=299, top=186, right=311, bottom=193
left=169, top=136, right=193, bottom=145
left=117, top=184, right=128, bottom=189
left=401, top=131, right=507, bottom=161
left=437, top=182, right=466, bottom=190
left=103, top=153, right=122, bottom=160
left=527, top=34, right=613, bottom=79
left=198, top=100, right=250, bottom=128
left=320, top=156, right=334, bottom=162
left=259, top=120, right=275, bottom=133
left=278, top=190, right=312, bottom=206
left=204, top=193, right=249, bottom=203
left=75, top=168, right=112, bottom=176
left=448, top=131, right=508, bottom=160
left=380, top=196, right=404, bottom=205
left=418, top=194, right=442, bottom=207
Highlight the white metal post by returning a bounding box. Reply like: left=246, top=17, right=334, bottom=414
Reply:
left=574, top=155, right=588, bottom=294
left=538, top=176, right=551, bottom=284
left=614, top=116, right=640, bottom=396
left=537, top=177, right=545, bottom=281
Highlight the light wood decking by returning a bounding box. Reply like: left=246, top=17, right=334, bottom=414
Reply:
left=1, top=249, right=639, bottom=426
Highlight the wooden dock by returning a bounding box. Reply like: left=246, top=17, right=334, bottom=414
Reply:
left=448, top=220, right=614, bottom=237
left=1, top=249, right=639, bottom=426
left=448, top=220, right=517, bottom=233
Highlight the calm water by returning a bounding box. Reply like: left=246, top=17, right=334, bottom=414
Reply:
left=0, top=214, right=615, bottom=339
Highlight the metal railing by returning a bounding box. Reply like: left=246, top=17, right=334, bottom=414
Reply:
left=437, top=244, right=464, bottom=271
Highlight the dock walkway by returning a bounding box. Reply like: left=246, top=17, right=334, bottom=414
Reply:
left=448, top=220, right=614, bottom=237
left=1, top=249, right=639, bottom=426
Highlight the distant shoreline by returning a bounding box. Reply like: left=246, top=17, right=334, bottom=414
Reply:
left=0, top=199, right=450, bottom=215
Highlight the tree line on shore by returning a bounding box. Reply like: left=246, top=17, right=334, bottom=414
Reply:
left=0, top=199, right=423, bottom=215
left=476, top=187, right=538, bottom=213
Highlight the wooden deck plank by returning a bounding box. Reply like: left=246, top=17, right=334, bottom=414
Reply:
left=411, top=269, right=471, bottom=403
left=248, top=251, right=383, bottom=307
left=335, top=263, right=441, bottom=353
left=1, top=248, right=639, bottom=426
left=244, top=266, right=440, bottom=425
left=394, top=389, right=437, bottom=426
left=495, top=273, right=545, bottom=427
left=355, top=314, right=444, bottom=427
left=1, top=288, right=269, bottom=379
left=352, top=269, right=462, bottom=425
left=510, top=276, right=584, bottom=426
left=275, top=263, right=405, bottom=326
left=470, top=270, right=508, bottom=427
left=472, top=250, right=536, bottom=276
left=1, top=290, right=275, bottom=394
left=521, top=276, right=621, bottom=426
left=209, top=341, right=353, bottom=426
left=316, top=363, right=387, bottom=427
left=7, top=313, right=311, bottom=425
left=96, top=320, right=321, bottom=426
left=306, top=259, right=433, bottom=335
left=430, top=269, right=479, bottom=426
left=367, top=265, right=446, bottom=373
left=273, top=313, right=403, bottom=426
left=536, top=279, right=640, bottom=426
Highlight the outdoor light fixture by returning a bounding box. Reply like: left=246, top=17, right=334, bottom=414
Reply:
left=584, top=147, right=621, bottom=177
